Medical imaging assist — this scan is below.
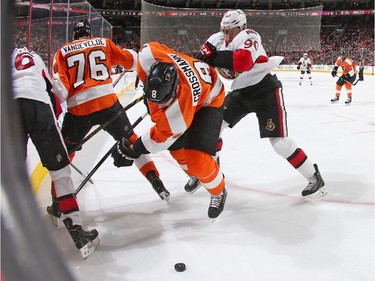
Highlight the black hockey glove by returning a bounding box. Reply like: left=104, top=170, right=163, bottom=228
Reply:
left=331, top=66, right=338, bottom=77
left=343, top=73, right=351, bottom=81
left=111, top=138, right=138, bottom=167
left=195, top=41, right=217, bottom=65
left=297, top=65, right=300, bottom=70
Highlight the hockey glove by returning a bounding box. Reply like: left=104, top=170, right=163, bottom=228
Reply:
left=118, top=138, right=141, bottom=159
left=195, top=41, right=217, bottom=65
left=343, top=73, right=351, bottom=81
left=297, top=65, right=300, bottom=70
left=331, top=66, right=338, bottom=77
left=111, top=138, right=138, bottom=167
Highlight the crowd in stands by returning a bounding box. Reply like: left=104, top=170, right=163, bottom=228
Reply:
left=115, top=18, right=374, bottom=66
left=15, top=15, right=374, bottom=68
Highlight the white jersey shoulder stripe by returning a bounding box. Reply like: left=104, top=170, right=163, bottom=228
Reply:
left=138, top=44, right=157, bottom=74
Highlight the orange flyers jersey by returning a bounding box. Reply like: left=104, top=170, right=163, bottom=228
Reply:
left=53, top=37, right=137, bottom=115
left=137, top=41, right=225, bottom=154
left=335, top=56, right=357, bottom=76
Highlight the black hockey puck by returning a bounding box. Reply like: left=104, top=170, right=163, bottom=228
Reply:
left=174, top=263, right=186, bottom=272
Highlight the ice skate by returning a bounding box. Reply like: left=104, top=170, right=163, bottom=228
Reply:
left=299, top=81, right=302, bottom=85
left=330, top=97, right=339, bottom=103
left=63, top=218, right=99, bottom=259
left=184, top=176, right=202, bottom=193
left=302, top=164, right=327, bottom=201
left=147, top=170, right=170, bottom=202
left=310, top=81, right=313, bottom=85
left=208, top=188, right=227, bottom=218
left=46, top=199, right=62, bottom=227
left=345, top=98, right=352, bottom=105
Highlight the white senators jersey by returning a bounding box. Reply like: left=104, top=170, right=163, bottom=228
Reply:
left=12, top=47, right=52, bottom=105
left=207, top=29, right=283, bottom=90
left=137, top=42, right=225, bottom=154
left=298, top=57, right=312, bottom=71
left=53, top=37, right=137, bottom=116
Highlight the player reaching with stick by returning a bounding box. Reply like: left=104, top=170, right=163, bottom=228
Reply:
left=111, top=41, right=228, bottom=218
left=50, top=20, right=170, bottom=217
left=192, top=9, right=326, bottom=201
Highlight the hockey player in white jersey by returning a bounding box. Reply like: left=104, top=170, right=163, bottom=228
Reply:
left=297, top=53, right=313, bottom=85
left=11, top=47, right=99, bottom=258
left=192, top=9, right=326, bottom=201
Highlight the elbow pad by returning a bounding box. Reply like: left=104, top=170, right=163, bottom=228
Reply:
left=211, top=50, right=234, bottom=69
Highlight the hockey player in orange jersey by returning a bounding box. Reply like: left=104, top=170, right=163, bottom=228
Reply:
left=50, top=20, right=169, bottom=218
left=111, top=42, right=227, bottom=219
left=330, top=50, right=358, bottom=105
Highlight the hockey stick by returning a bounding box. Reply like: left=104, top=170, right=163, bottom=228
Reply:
left=75, top=112, right=148, bottom=195
left=335, top=73, right=363, bottom=86
left=70, top=163, right=94, bottom=184
left=68, top=95, right=144, bottom=154
left=352, top=68, right=364, bottom=86
left=112, top=70, right=127, bottom=88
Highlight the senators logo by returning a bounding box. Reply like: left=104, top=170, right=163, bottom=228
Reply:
left=266, top=119, right=276, bottom=131
left=218, top=68, right=240, bottom=80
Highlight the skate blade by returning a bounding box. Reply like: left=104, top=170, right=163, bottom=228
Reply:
left=80, top=236, right=100, bottom=259
left=48, top=214, right=63, bottom=228
left=303, top=187, right=327, bottom=202
left=187, top=183, right=202, bottom=194
left=160, top=192, right=171, bottom=205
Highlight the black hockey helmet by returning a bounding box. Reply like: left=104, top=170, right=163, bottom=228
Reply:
left=144, top=62, right=178, bottom=104
left=339, top=49, right=347, bottom=58
left=72, top=19, right=92, bottom=40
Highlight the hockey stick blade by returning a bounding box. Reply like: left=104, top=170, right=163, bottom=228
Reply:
left=75, top=112, right=148, bottom=195
left=70, top=163, right=94, bottom=184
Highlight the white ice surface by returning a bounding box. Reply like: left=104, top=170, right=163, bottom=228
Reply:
left=36, top=71, right=375, bottom=281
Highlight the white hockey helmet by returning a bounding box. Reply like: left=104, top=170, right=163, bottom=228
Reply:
left=303, top=53, right=308, bottom=56
left=220, top=10, right=247, bottom=31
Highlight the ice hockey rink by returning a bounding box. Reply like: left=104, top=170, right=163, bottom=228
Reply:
left=35, top=71, right=374, bottom=281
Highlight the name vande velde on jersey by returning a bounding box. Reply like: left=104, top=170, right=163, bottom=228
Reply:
left=61, top=38, right=107, bottom=56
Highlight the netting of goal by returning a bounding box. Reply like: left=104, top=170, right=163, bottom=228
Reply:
left=14, top=0, right=112, bottom=71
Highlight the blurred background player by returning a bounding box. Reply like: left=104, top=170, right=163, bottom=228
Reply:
left=194, top=9, right=326, bottom=201
left=112, top=42, right=227, bottom=219
left=297, top=53, right=313, bottom=85
left=52, top=19, right=170, bottom=208
left=330, top=50, right=357, bottom=105
left=12, top=47, right=99, bottom=258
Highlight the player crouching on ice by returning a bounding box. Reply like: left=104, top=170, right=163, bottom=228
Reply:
left=111, top=42, right=228, bottom=219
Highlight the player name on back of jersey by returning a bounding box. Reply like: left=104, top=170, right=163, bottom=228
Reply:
left=61, top=38, right=107, bottom=55
left=169, top=54, right=201, bottom=104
